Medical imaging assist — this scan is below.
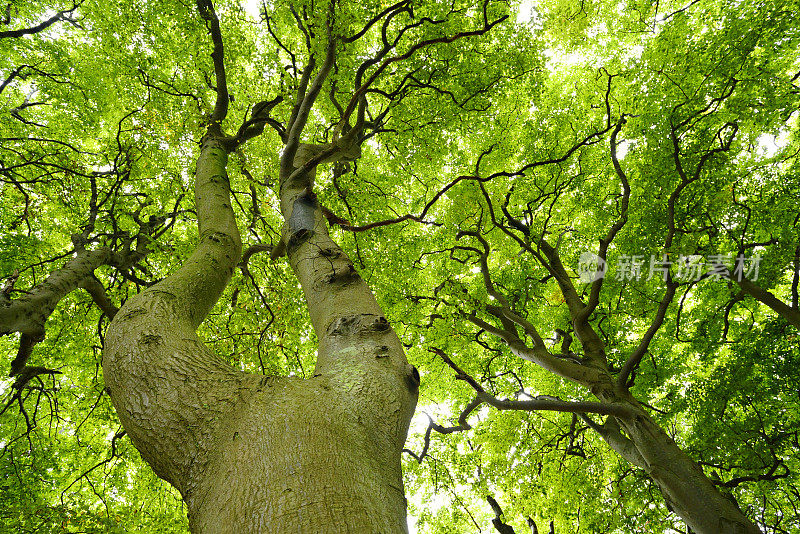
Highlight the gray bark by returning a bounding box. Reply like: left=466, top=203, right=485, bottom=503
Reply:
left=592, top=384, right=762, bottom=534
left=103, top=132, right=417, bottom=532
left=616, top=408, right=760, bottom=534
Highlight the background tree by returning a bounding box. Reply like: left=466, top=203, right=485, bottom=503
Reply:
left=401, top=1, right=800, bottom=532
left=1, top=0, right=799, bottom=532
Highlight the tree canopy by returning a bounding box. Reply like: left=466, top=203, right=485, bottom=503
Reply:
left=1, top=0, right=799, bottom=532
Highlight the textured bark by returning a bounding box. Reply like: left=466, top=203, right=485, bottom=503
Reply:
left=593, top=387, right=762, bottom=534
left=103, top=133, right=247, bottom=502
left=0, top=247, right=113, bottom=338
left=191, top=373, right=414, bottom=533
left=103, top=132, right=417, bottom=532
left=617, top=410, right=760, bottom=534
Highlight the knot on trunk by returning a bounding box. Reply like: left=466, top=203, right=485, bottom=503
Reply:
left=321, top=264, right=360, bottom=286
left=326, top=313, right=391, bottom=337
left=318, top=247, right=341, bottom=259
left=287, top=229, right=314, bottom=255
left=139, top=333, right=163, bottom=347
left=405, top=364, right=420, bottom=391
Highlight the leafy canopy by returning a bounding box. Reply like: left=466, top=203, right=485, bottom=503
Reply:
left=1, top=0, right=799, bottom=532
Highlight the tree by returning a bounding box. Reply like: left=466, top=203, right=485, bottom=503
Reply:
left=401, top=1, right=800, bottom=531
left=1, top=0, right=798, bottom=533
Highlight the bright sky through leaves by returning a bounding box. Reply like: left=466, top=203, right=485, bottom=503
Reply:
left=1, top=0, right=799, bottom=532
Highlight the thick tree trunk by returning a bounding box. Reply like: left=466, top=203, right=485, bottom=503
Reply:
left=538, top=259, right=763, bottom=534
left=592, top=385, right=761, bottom=534
left=189, top=374, right=413, bottom=533
left=103, top=133, right=417, bottom=532
left=508, top=331, right=761, bottom=532
left=617, top=409, right=760, bottom=534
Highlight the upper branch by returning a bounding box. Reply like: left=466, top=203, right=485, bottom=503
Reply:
left=340, top=0, right=508, bottom=126
left=342, top=0, right=410, bottom=43
left=732, top=273, right=800, bottom=329
left=474, top=130, right=622, bottom=366
left=197, top=0, right=229, bottom=126
left=0, top=1, right=83, bottom=39
left=228, top=96, right=285, bottom=149
left=281, top=4, right=338, bottom=182
left=457, top=230, right=545, bottom=347
left=580, top=116, right=631, bottom=322
left=616, top=281, right=677, bottom=389
left=431, top=348, right=633, bottom=418
left=264, top=7, right=298, bottom=76
left=465, top=313, right=601, bottom=385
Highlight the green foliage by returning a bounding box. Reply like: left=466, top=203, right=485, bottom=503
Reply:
left=1, top=0, right=799, bottom=531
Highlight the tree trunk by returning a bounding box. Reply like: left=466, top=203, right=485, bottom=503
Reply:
left=188, top=374, right=413, bottom=533
left=102, top=132, right=417, bottom=532
left=592, top=386, right=761, bottom=534
left=618, top=409, right=760, bottom=534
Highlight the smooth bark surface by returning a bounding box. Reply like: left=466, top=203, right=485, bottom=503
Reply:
left=599, top=393, right=762, bottom=534
left=617, top=410, right=761, bottom=534
left=103, top=129, right=417, bottom=532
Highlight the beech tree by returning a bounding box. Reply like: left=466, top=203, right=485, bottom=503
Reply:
left=1, top=0, right=799, bottom=533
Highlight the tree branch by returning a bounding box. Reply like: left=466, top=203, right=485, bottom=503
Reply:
left=0, top=1, right=83, bottom=39
left=281, top=4, right=337, bottom=183
left=197, top=0, right=229, bottom=125
left=579, top=413, right=647, bottom=469
left=431, top=348, right=633, bottom=418
left=81, top=275, right=119, bottom=319
left=580, top=116, right=631, bottom=322
left=617, top=281, right=677, bottom=389
left=488, top=495, right=517, bottom=534
left=734, top=274, right=800, bottom=329
left=340, top=0, right=507, bottom=126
